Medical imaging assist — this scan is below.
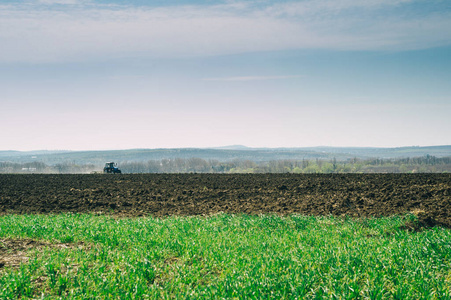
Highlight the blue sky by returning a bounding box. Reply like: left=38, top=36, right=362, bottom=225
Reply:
left=1, top=0, right=450, bottom=150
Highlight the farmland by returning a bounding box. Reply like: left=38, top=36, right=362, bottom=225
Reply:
left=1, top=214, right=451, bottom=299
left=1, top=174, right=450, bottom=226
left=1, top=174, right=451, bottom=298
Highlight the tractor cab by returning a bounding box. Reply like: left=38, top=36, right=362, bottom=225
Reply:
left=103, top=162, right=121, bottom=174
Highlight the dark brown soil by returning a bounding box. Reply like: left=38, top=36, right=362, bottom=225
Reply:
left=0, top=174, right=450, bottom=227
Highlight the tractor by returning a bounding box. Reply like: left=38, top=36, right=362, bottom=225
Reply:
left=103, top=162, right=122, bottom=174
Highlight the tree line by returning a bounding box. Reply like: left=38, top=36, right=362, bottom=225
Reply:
left=0, top=161, right=97, bottom=174
left=1, top=155, right=450, bottom=174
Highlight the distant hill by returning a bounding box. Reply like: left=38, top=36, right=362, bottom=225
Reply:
left=1, top=145, right=450, bottom=166
left=211, top=145, right=251, bottom=150
left=0, top=150, right=70, bottom=157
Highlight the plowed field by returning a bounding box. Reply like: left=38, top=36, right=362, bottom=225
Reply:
left=1, top=174, right=450, bottom=226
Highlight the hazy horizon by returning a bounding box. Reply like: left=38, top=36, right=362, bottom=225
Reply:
left=1, top=0, right=450, bottom=151
left=2, top=144, right=451, bottom=153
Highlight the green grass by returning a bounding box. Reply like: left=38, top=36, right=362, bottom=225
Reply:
left=0, top=213, right=450, bottom=299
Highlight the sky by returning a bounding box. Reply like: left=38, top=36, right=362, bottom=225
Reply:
left=1, top=0, right=450, bottom=150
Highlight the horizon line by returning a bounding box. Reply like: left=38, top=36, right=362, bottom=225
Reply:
left=2, top=144, right=451, bottom=152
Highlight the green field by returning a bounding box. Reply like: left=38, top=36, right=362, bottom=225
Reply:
left=1, top=214, right=450, bottom=299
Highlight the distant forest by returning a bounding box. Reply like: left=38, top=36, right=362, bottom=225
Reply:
left=1, top=155, right=450, bottom=174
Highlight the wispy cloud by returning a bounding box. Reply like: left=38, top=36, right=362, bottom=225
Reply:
left=262, top=0, right=416, bottom=17
left=0, top=0, right=450, bottom=63
left=203, top=75, right=301, bottom=81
